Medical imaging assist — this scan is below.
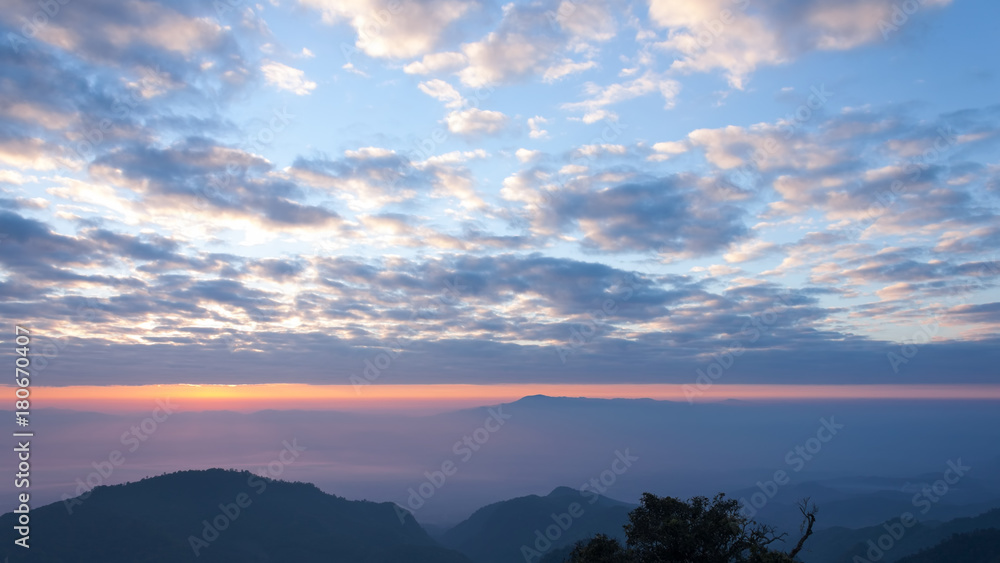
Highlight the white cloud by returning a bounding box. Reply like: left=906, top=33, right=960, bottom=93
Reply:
left=342, top=62, right=370, bottom=77
left=542, top=59, right=597, bottom=83
left=299, top=0, right=475, bottom=59
left=404, top=51, right=468, bottom=74
left=454, top=2, right=585, bottom=87
left=344, top=147, right=396, bottom=159
left=559, top=163, right=587, bottom=175
left=648, top=140, right=689, bottom=161
left=648, top=0, right=954, bottom=89
left=528, top=116, right=549, bottom=139
left=423, top=149, right=488, bottom=165
left=686, top=123, right=841, bottom=172
left=708, top=264, right=742, bottom=277
left=0, top=102, right=77, bottom=130
left=516, top=148, right=541, bottom=163
left=418, top=79, right=465, bottom=109
left=0, top=136, right=77, bottom=171
left=417, top=79, right=508, bottom=137
left=724, top=239, right=778, bottom=263
left=429, top=164, right=487, bottom=209
left=550, top=0, right=618, bottom=42
left=561, top=70, right=680, bottom=118
left=0, top=170, right=37, bottom=184
left=580, top=109, right=617, bottom=124
left=441, top=0, right=619, bottom=87
left=458, top=31, right=551, bottom=87
left=260, top=60, right=317, bottom=95
left=445, top=108, right=508, bottom=136
left=574, top=144, right=626, bottom=158
left=499, top=168, right=552, bottom=205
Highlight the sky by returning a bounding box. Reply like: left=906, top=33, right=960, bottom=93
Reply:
left=1, top=0, right=999, bottom=401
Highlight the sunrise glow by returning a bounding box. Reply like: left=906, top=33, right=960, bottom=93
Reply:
left=15, top=383, right=1000, bottom=413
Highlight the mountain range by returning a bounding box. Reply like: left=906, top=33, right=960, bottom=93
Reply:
left=3, top=468, right=1000, bottom=562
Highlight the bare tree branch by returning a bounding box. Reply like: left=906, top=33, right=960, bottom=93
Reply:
left=788, top=498, right=818, bottom=559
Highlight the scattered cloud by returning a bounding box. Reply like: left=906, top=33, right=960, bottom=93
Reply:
left=261, top=60, right=317, bottom=95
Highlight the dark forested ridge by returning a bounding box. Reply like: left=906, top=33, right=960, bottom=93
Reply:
left=0, top=468, right=471, bottom=563
left=892, top=528, right=1000, bottom=563
left=802, top=508, right=1000, bottom=563
left=440, top=485, right=633, bottom=563
left=2, top=469, right=999, bottom=563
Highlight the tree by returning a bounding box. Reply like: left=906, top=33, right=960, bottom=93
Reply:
left=567, top=534, right=630, bottom=563
left=568, top=494, right=817, bottom=563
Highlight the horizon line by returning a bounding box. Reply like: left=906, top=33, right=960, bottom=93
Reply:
left=8, top=383, right=1000, bottom=414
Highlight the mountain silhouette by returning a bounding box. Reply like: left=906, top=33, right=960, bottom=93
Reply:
left=0, top=468, right=471, bottom=563
left=440, top=485, right=633, bottom=563
left=894, top=528, right=1000, bottom=563
left=802, top=507, right=1000, bottom=563
left=3, top=466, right=999, bottom=563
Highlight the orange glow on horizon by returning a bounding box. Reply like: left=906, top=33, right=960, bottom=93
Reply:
left=9, top=383, right=1000, bottom=414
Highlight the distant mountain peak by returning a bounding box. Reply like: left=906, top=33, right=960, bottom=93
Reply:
left=441, top=485, right=634, bottom=563
left=548, top=485, right=583, bottom=497
left=509, top=394, right=665, bottom=406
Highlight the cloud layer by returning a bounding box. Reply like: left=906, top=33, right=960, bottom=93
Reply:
left=0, top=0, right=997, bottom=387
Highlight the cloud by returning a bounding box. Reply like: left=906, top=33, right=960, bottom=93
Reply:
left=356, top=213, right=529, bottom=249
left=0, top=0, right=995, bottom=392
left=403, top=51, right=468, bottom=74
left=528, top=116, right=550, bottom=139
left=534, top=175, right=749, bottom=256
left=641, top=103, right=1000, bottom=251
left=418, top=79, right=465, bottom=109
left=458, top=30, right=552, bottom=87
left=648, top=141, right=689, bottom=161
left=261, top=60, right=317, bottom=95
left=0, top=134, right=77, bottom=171
left=549, top=0, right=618, bottom=42
left=90, top=139, right=342, bottom=229
left=342, top=62, right=370, bottom=77
left=445, top=108, right=508, bottom=136
left=291, top=146, right=492, bottom=209
left=0, top=44, right=185, bottom=171
left=573, top=144, right=627, bottom=158
left=500, top=168, right=552, bottom=206
left=0, top=170, right=38, bottom=185
left=561, top=70, right=681, bottom=121
left=290, top=149, right=427, bottom=210
left=724, top=240, right=779, bottom=263
left=0, top=0, right=256, bottom=98
left=0, top=210, right=97, bottom=282
left=416, top=79, right=508, bottom=136
left=299, top=0, right=475, bottom=59
left=516, top=149, right=541, bottom=163
left=4, top=203, right=997, bottom=387
left=425, top=161, right=488, bottom=208
left=648, top=0, right=953, bottom=88
left=455, top=0, right=614, bottom=87
left=422, top=149, right=489, bottom=165
left=542, top=59, right=598, bottom=83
